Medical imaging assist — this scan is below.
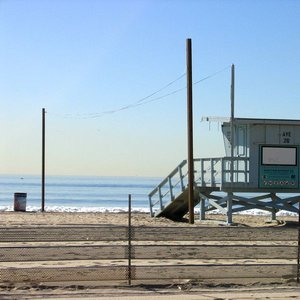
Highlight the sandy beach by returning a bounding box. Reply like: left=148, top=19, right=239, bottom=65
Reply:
left=0, top=211, right=299, bottom=299
left=0, top=211, right=298, bottom=227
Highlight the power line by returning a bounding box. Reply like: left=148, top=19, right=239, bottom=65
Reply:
left=86, top=65, right=231, bottom=118
left=51, top=65, right=230, bottom=119
left=51, top=72, right=186, bottom=119
left=194, top=65, right=231, bottom=85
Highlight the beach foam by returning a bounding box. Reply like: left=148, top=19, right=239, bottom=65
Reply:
left=0, top=205, right=149, bottom=213
left=0, top=205, right=298, bottom=217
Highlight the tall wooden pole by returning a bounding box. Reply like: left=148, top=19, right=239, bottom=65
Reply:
left=41, top=108, right=46, bottom=212
left=230, top=64, right=235, bottom=184
left=187, top=38, right=194, bottom=224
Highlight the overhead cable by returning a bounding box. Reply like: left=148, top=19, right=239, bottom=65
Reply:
left=85, top=65, right=231, bottom=118
left=51, top=65, right=230, bottom=119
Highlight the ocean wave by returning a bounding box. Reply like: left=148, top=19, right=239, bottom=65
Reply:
left=0, top=206, right=298, bottom=217
left=0, top=205, right=150, bottom=213
left=206, top=208, right=298, bottom=217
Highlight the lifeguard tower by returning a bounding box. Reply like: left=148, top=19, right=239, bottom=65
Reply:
left=148, top=117, right=300, bottom=223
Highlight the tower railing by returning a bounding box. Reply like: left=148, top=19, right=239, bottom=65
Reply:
left=148, top=157, right=250, bottom=216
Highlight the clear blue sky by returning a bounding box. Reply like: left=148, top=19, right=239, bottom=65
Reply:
left=1, top=0, right=300, bottom=176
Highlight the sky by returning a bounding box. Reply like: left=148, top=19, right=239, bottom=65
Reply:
left=1, top=0, right=300, bottom=177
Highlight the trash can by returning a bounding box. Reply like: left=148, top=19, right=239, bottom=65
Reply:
left=14, top=193, right=27, bottom=212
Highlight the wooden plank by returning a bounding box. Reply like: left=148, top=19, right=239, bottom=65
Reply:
left=134, top=264, right=297, bottom=280
left=132, top=227, right=298, bottom=241
left=0, top=245, right=127, bottom=262
left=0, top=227, right=128, bottom=242
left=0, top=245, right=297, bottom=262
left=0, top=264, right=296, bottom=283
left=132, top=245, right=298, bottom=260
left=0, top=226, right=298, bottom=242
left=0, top=266, right=127, bottom=282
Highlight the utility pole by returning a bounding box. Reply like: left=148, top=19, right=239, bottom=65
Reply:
left=186, top=38, right=194, bottom=224
left=42, top=108, right=46, bottom=212
left=230, top=64, right=235, bottom=185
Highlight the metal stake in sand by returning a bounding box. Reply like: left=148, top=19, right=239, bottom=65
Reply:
left=128, top=194, right=132, bottom=285
left=41, top=108, right=46, bottom=212
left=297, top=199, right=300, bottom=283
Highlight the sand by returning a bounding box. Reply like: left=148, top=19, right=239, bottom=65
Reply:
left=0, top=211, right=298, bottom=227
left=0, top=211, right=299, bottom=299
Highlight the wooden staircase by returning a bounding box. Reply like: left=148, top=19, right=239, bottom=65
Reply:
left=148, top=158, right=228, bottom=219
left=154, top=188, right=201, bottom=220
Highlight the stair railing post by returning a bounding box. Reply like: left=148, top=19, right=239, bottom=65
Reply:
left=178, top=165, right=185, bottom=192
left=158, top=186, right=163, bottom=211
left=148, top=195, right=153, bottom=217
left=168, top=176, right=174, bottom=202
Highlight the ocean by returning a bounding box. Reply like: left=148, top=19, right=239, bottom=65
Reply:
left=0, top=175, right=161, bottom=213
left=0, top=175, right=298, bottom=217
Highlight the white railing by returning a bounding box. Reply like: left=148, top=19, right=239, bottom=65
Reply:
left=148, top=157, right=250, bottom=216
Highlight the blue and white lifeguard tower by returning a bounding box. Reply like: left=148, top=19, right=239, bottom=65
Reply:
left=148, top=117, right=300, bottom=223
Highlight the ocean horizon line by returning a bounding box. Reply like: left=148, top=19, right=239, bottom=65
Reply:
left=0, top=174, right=164, bottom=180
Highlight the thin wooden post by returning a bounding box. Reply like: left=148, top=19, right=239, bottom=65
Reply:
left=186, top=38, right=194, bottom=224
left=128, top=194, right=132, bottom=285
left=41, top=108, right=46, bottom=212
left=227, top=192, right=233, bottom=224
left=297, top=199, right=300, bottom=283
left=270, top=193, right=277, bottom=222
left=199, top=195, right=205, bottom=221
